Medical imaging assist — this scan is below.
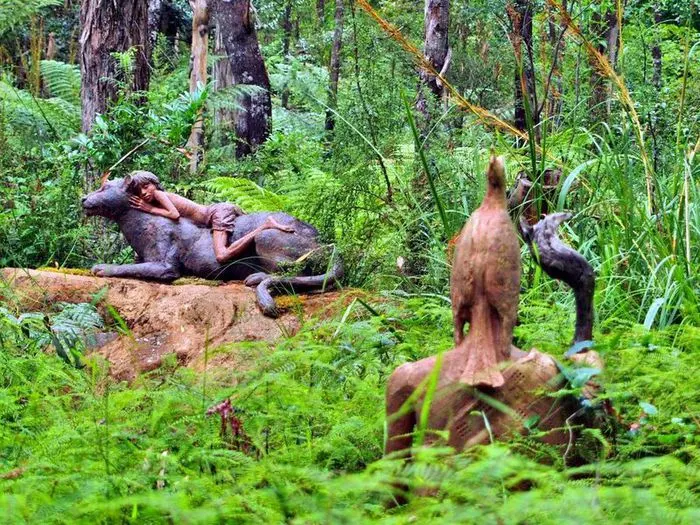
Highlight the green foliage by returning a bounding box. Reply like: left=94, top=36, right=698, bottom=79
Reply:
left=0, top=0, right=60, bottom=36
left=1, top=1, right=700, bottom=521
left=0, top=295, right=698, bottom=523
left=205, top=176, right=290, bottom=213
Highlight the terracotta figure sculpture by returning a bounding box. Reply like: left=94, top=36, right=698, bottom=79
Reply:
left=82, top=178, right=342, bottom=317
left=385, top=160, right=601, bottom=462
left=450, top=155, right=520, bottom=388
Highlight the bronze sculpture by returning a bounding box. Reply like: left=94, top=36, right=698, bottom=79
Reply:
left=385, top=158, right=602, bottom=463
left=82, top=178, right=343, bottom=317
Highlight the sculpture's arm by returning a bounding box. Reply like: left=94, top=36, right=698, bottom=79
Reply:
left=91, top=261, right=180, bottom=281
left=129, top=190, right=180, bottom=221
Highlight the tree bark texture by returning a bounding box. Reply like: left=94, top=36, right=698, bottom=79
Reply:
left=148, top=0, right=164, bottom=52
left=212, top=18, right=234, bottom=139
left=508, top=0, right=538, bottom=135
left=79, top=0, right=150, bottom=132
left=186, top=0, right=209, bottom=173
left=589, top=8, right=619, bottom=119
left=212, top=0, right=272, bottom=158
left=415, top=0, right=450, bottom=131
left=325, top=0, right=344, bottom=132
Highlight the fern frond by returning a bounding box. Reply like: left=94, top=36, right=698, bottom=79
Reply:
left=205, top=177, right=290, bottom=213
left=40, top=60, right=80, bottom=105
left=0, top=78, right=79, bottom=138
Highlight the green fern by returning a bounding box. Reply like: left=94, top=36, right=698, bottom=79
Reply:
left=0, top=75, right=80, bottom=139
left=40, top=60, right=80, bottom=105
left=205, top=177, right=290, bottom=213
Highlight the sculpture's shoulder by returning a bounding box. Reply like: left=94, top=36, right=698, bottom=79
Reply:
left=387, top=354, right=439, bottom=395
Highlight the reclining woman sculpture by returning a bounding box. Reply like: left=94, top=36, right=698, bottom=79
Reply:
left=82, top=177, right=343, bottom=317
left=385, top=157, right=602, bottom=462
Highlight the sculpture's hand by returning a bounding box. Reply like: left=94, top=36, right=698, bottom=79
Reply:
left=129, top=196, right=153, bottom=212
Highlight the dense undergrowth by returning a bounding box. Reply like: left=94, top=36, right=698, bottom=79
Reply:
left=1, top=288, right=698, bottom=523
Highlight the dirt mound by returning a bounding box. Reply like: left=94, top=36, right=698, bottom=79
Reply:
left=1, top=268, right=349, bottom=380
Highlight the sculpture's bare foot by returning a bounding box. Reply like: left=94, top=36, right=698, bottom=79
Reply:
left=244, top=272, right=269, bottom=287
left=265, top=217, right=295, bottom=233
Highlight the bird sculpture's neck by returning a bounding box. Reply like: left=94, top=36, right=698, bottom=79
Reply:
left=483, top=157, right=508, bottom=208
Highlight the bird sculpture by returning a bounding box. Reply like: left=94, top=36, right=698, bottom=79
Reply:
left=450, top=155, right=521, bottom=387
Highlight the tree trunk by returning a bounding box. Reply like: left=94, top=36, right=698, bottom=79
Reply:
left=148, top=0, right=164, bottom=52
left=508, top=0, right=538, bottom=136
left=280, top=0, right=293, bottom=109
left=186, top=0, right=209, bottom=173
left=79, top=0, right=150, bottom=133
left=316, top=0, right=325, bottom=24
left=212, top=18, right=234, bottom=142
left=545, top=0, right=566, bottom=125
left=415, top=0, right=450, bottom=133
left=651, top=6, right=662, bottom=90
left=589, top=8, right=619, bottom=119
left=46, top=32, right=57, bottom=60
left=211, top=0, right=272, bottom=158
left=325, top=0, right=344, bottom=132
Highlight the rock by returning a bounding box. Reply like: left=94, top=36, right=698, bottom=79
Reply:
left=1, top=268, right=347, bottom=381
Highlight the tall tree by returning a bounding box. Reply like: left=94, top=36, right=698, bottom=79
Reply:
left=545, top=0, right=567, bottom=126
left=148, top=0, right=164, bottom=52
left=415, top=0, right=450, bottom=133
left=211, top=0, right=271, bottom=158
left=589, top=6, right=620, bottom=118
left=79, top=0, right=150, bottom=132
left=212, top=17, right=234, bottom=140
left=507, top=0, right=538, bottom=135
left=325, top=0, right=344, bottom=132
left=317, top=0, right=325, bottom=24
left=186, top=0, right=209, bottom=173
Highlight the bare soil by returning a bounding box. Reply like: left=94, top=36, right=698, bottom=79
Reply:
left=1, top=268, right=351, bottom=381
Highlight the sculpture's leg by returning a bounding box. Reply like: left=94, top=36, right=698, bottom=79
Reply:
left=244, top=272, right=269, bottom=287
left=92, top=262, right=180, bottom=281
left=254, top=260, right=344, bottom=318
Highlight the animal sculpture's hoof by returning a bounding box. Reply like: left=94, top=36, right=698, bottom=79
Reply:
left=256, top=279, right=280, bottom=318
left=244, top=272, right=269, bottom=287
left=91, top=264, right=109, bottom=277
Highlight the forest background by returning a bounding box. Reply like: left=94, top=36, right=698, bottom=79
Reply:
left=0, top=0, right=699, bottom=522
